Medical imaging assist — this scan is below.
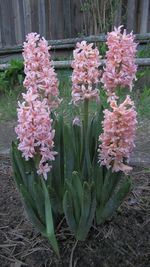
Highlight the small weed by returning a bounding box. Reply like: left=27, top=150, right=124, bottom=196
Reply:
left=99, top=42, right=107, bottom=57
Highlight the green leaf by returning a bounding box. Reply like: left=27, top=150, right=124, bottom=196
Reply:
left=96, top=177, right=131, bottom=224
left=85, top=183, right=96, bottom=235
left=72, top=123, right=82, bottom=170
left=101, top=170, right=121, bottom=207
left=90, top=105, right=104, bottom=162
left=76, top=182, right=96, bottom=240
left=20, top=185, right=46, bottom=235
left=32, top=182, right=45, bottom=225
left=11, top=142, right=27, bottom=186
left=63, top=190, right=77, bottom=234
left=42, top=180, right=59, bottom=257
left=68, top=173, right=82, bottom=224
left=11, top=143, right=24, bottom=188
left=93, top=164, right=104, bottom=205
left=72, top=172, right=83, bottom=205
left=11, top=141, right=37, bottom=188
left=48, top=187, right=63, bottom=214
left=51, top=117, right=65, bottom=200
left=88, top=117, right=97, bottom=162
left=63, top=124, right=75, bottom=179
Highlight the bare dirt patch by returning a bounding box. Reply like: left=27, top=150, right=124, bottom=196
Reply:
left=0, top=156, right=149, bottom=267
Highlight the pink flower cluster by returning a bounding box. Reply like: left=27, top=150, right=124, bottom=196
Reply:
left=98, top=96, right=137, bottom=173
left=16, top=33, right=59, bottom=179
left=16, top=99, right=57, bottom=179
left=101, top=26, right=137, bottom=96
left=23, top=32, right=60, bottom=109
left=71, top=41, right=101, bottom=105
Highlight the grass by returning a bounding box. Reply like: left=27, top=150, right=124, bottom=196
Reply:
left=0, top=70, right=73, bottom=122
left=0, top=87, right=24, bottom=121
left=0, top=68, right=150, bottom=122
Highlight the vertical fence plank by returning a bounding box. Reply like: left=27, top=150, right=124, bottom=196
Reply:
left=38, top=0, right=46, bottom=37
left=71, top=0, right=84, bottom=37
left=45, top=0, right=52, bottom=39
left=0, top=0, right=16, bottom=46
left=148, top=3, right=150, bottom=32
left=140, top=0, right=149, bottom=33
left=12, top=0, right=23, bottom=45
left=62, top=0, right=71, bottom=38
left=0, top=6, right=2, bottom=47
left=127, top=0, right=137, bottom=32
left=30, top=0, right=39, bottom=33
left=23, top=0, right=32, bottom=36
left=0, top=28, right=2, bottom=48
left=113, top=0, right=122, bottom=27
left=18, top=0, right=25, bottom=42
left=50, top=0, right=64, bottom=39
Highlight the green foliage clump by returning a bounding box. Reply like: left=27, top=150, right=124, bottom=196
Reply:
left=0, top=59, right=24, bottom=94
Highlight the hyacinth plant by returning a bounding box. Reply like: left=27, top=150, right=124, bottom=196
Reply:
left=11, top=26, right=137, bottom=256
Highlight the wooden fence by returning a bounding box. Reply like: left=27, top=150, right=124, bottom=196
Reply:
left=0, top=0, right=150, bottom=49
left=0, top=33, right=150, bottom=70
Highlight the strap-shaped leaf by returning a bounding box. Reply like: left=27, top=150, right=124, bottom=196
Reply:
left=97, top=177, right=131, bottom=224
left=42, top=180, right=59, bottom=257
left=101, top=170, right=121, bottom=207
left=92, top=163, right=104, bottom=205
left=72, top=172, right=82, bottom=206
left=26, top=172, right=35, bottom=196
left=11, top=143, right=24, bottom=188
left=90, top=105, right=104, bottom=162
left=48, top=187, right=63, bottom=214
left=81, top=118, right=93, bottom=180
left=20, top=185, right=46, bottom=235
left=63, top=190, right=77, bottom=234
left=63, top=124, right=75, bottom=179
left=51, top=117, right=65, bottom=200
left=69, top=173, right=83, bottom=224
left=72, top=123, right=82, bottom=170
left=76, top=182, right=95, bottom=240
left=33, top=182, right=45, bottom=225
left=85, top=183, right=96, bottom=236
left=11, top=142, right=37, bottom=189
left=11, top=142, right=27, bottom=186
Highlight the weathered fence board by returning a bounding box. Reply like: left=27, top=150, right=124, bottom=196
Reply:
left=0, top=33, right=149, bottom=56
left=140, top=0, right=149, bottom=33
left=0, top=0, right=149, bottom=49
left=13, top=0, right=23, bottom=45
left=127, top=0, right=137, bottom=32
left=23, top=0, right=32, bottom=36
left=38, top=0, right=46, bottom=37
left=1, top=58, right=150, bottom=71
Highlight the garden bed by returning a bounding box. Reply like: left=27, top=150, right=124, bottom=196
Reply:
left=0, top=156, right=149, bottom=267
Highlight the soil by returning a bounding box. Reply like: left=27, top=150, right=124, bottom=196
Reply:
left=0, top=156, right=149, bottom=267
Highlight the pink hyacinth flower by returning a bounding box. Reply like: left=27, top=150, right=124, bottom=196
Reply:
left=23, top=32, right=60, bottom=109
left=16, top=33, right=59, bottom=179
left=98, top=95, right=137, bottom=173
left=101, top=26, right=137, bottom=97
left=71, top=41, right=101, bottom=105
